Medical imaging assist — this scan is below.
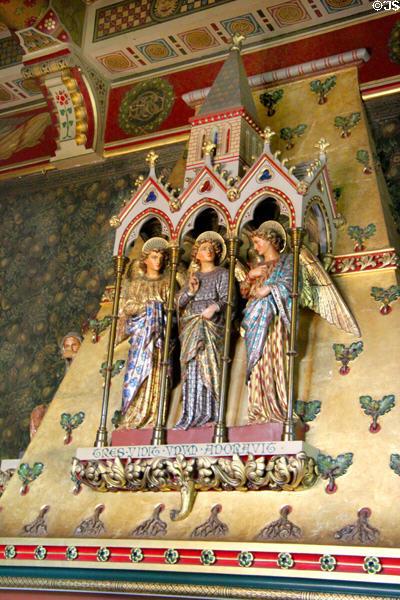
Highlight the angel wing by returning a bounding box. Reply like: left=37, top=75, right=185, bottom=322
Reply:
left=299, top=245, right=360, bottom=336
left=234, top=258, right=248, bottom=282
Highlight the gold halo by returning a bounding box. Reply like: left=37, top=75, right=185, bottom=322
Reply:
left=256, top=220, right=287, bottom=253
left=142, top=237, right=168, bottom=254
left=195, top=231, right=227, bottom=264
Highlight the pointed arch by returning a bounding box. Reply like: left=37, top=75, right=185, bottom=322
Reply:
left=116, top=209, right=174, bottom=256
left=176, top=200, right=233, bottom=243
left=234, top=187, right=296, bottom=235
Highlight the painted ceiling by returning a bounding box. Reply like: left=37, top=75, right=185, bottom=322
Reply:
left=0, top=0, right=376, bottom=113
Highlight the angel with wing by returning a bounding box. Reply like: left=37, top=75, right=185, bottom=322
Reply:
left=240, top=220, right=360, bottom=424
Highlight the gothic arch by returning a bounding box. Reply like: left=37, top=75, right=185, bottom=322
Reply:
left=117, top=209, right=173, bottom=256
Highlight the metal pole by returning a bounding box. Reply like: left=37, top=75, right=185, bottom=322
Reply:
left=213, top=236, right=241, bottom=444
left=282, top=227, right=304, bottom=442
left=151, top=244, right=181, bottom=446
left=94, top=254, right=128, bottom=447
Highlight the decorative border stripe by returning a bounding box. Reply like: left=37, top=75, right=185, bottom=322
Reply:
left=1, top=542, right=400, bottom=579
left=331, top=249, right=398, bottom=276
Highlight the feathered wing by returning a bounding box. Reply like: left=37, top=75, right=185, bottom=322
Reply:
left=234, top=259, right=248, bottom=282
left=299, top=245, right=360, bottom=336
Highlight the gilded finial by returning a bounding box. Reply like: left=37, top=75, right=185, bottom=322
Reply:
left=109, top=215, right=121, bottom=228
left=263, top=126, right=276, bottom=144
left=134, top=174, right=144, bottom=188
left=203, top=140, right=216, bottom=156
left=230, top=33, right=245, bottom=52
left=146, top=151, right=159, bottom=167
left=315, top=138, right=330, bottom=153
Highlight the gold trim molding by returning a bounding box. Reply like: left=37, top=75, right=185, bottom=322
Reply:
left=0, top=576, right=397, bottom=598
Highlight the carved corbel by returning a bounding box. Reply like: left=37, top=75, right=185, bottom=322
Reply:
left=22, top=55, right=96, bottom=161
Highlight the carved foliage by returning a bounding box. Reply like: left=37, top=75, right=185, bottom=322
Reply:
left=21, top=505, right=49, bottom=537
left=257, top=505, right=302, bottom=540
left=259, top=89, right=284, bottom=116
left=334, top=507, right=379, bottom=544
left=310, top=75, right=336, bottom=104
left=88, top=316, right=111, bottom=342
left=190, top=504, right=228, bottom=538
left=72, top=452, right=319, bottom=520
left=371, top=285, right=400, bottom=315
left=359, top=395, right=395, bottom=433
left=17, top=462, right=44, bottom=495
left=332, top=341, right=363, bottom=375
left=60, top=411, right=85, bottom=444
left=347, top=224, right=376, bottom=251
left=317, top=452, right=353, bottom=494
left=74, top=504, right=105, bottom=537
left=334, top=113, right=360, bottom=138
left=130, top=504, right=167, bottom=538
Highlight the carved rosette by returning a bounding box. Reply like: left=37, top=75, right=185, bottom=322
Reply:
left=296, top=181, right=309, bottom=195
left=71, top=452, right=318, bottom=519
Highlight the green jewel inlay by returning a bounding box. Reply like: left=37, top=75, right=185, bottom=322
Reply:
left=164, top=548, right=179, bottom=565
left=130, top=547, right=144, bottom=563
left=200, top=549, right=216, bottom=565
left=277, top=552, right=294, bottom=569
left=97, top=547, right=111, bottom=562
left=34, top=545, right=47, bottom=560
left=66, top=546, right=78, bottom=561
left=320, top=554, right=336, bottom=571
left=363, top=556, right=382, bottom=574
left=238, top=551, right=254, bottom=567
left=4, top=545, right=16, bottom=559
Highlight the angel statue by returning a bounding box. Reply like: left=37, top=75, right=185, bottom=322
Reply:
left=174, top=231, right=229, bottom=429
left=115, top=237, right=170, bottom=429
left=240, top=220, right=360, bottom=424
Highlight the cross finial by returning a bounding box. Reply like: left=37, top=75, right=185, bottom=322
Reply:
left=146, top=151, right=159, bottom=167
left=263, top=126, right=276, bottom=144
left=315, top=138, right=330, bottom=154
left=230, top=33, right=245, bottom=52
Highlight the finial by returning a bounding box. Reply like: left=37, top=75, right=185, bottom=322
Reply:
left=230, top=33, right=245, bottom=52
left=134, top=174, right=144, bottom=188
left=109, top=215, right=121, bottom=228
left=315, top=138, right=330, bottom=154
left=203, top=140, right=216, bottom=156
left=263, top=126, right=276, bottom=144
left=146, top=151, right=159, bottom=167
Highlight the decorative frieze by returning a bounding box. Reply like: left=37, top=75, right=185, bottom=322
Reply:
left=72, top=445, right=319, bottom=520
left=1, top=539, right=400, bottom=581
left=331, top=249, right=398, bottom=275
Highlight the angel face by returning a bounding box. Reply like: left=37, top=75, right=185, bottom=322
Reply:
left=196, top=241, right=216, bottom=265
left=252, top=235, right=273, bottom=257
left=143, top=250, right=164, bottom=274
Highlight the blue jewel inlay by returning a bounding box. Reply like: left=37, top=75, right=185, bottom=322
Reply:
left=145, top=191, right=156, bottom=203
left=259, top=169, right=272, bottom=180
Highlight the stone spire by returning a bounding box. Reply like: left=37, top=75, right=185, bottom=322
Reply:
left=197, top=35, right=259, bottom=125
